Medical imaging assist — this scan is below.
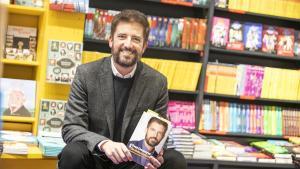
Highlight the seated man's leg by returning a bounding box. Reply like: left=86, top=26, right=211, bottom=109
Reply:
left=160, top=149, right=187, bottom=169
left=58, top=142, right=106, bottom=169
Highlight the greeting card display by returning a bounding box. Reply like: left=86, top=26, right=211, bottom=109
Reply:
left=46, top=40, right=82, bottom=84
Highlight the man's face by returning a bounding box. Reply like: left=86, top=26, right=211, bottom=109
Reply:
left=145, top=122, right=166, bottom=147
left=109, top=21, right=147, bottom=67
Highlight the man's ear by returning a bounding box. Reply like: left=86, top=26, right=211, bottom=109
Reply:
left=109, top=35, right=113, bottom=48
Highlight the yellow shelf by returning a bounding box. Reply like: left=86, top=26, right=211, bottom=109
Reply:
left=8, top=4, right=45, bottom=16
left=1, top=59, right=39, bottom=66
left=0, top=146, right=43, bottom=159
left=1, top=116, right=36, bottom=123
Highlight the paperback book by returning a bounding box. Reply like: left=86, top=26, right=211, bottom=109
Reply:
left=127, top=110, right=171, bottom=166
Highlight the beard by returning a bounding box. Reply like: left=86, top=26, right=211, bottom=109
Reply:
left=112, top=45, right=140, bottom=68
left=146, top=137, right=159, bottom=147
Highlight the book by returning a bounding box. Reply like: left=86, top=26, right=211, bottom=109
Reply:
left=0, top=78, right=36, bottom=117
left=262, top=25, right=278, bottom=54
left=49, top=0, right=89, bottom=13
left=211, top=17, right=230, bottom=48
left=127, top=110, right=171, bottom=167
left=15, top=0, right=43, bottom=7
left=4, top=25, right=37, bottom=61
left=294, top=30, right=300, bottom=57
left=277, top=27, right=295, bottom=57
left=46, top=40, right=82, bottom=84
left=243, top=22, right=262, bottom=51
left=38, top=99, right=67, bottom=137
left=226, top=20, right=244, bottom=50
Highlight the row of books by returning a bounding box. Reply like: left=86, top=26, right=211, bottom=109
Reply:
left=160, top=0, right=210, bottom=6
left=167, top=101, right=195, bottom=130
left=85, top=9, right=207, bottom=51
left=223, top=0, right=300, bottom=20
left=205, top=63, right=300, bottom=101
left=211, top=16, right=300, bottom=57
left=168, top=128, right=300, bottom=163
left=49, top=0, right=89, bottom=13
left=200, top=100, right=300, bottom=136
left=142, top=58, right=202, bottom=91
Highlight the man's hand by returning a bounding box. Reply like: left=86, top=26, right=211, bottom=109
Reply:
left=100, top=140, right=133, bottom=164
left=144, top=150, right=164, bottom=169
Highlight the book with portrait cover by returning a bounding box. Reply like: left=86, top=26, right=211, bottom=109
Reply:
left=127, top=110, right=172, bottom=166
left=46, top=40, right=82, bottom=84
left=0, top=78, right=36, bottom=117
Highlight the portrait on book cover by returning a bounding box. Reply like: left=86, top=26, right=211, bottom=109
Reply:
left=0, top=78, right=36, bottom=117
left=127, top=111, right=171, bottom=166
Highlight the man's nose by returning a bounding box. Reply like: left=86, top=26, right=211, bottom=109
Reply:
left=123, top=37, right=133, bottom=48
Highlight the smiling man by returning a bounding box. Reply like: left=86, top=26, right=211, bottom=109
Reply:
left=58, top=9, right=187, bottom=169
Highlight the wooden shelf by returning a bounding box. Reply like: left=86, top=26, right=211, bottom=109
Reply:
left=1, top=116, right=36, bottom=123
left=8, top=4, right=45, bottom=16
left=1, top=59, right=39, bottom=67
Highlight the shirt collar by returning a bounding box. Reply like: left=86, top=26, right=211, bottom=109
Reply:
left=111, top=57, right=137, bottom=79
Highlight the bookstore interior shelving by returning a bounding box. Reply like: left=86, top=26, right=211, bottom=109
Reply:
left=1, top=0, right=300, bottom=169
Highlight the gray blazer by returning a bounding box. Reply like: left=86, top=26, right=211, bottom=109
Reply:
left=62, top=56, right=168, bottom=152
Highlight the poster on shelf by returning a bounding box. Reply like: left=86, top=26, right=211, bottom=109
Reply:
left=4, top=25, right=37, bottom=61
left=210, top=17, right=230, bottom=48
left=46, top=40, right=82, bottom=84
left=243, top=22, right=262, bottom=52
left=0, top=78, right=36, bottom=117
left=38, top=99, right=67, bottom=137
left=262, top=25, right=278, bottom=54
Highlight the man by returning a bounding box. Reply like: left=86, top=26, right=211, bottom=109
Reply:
left=128, top=117, right=168, bottom=166
left=58, top=9, right=186, bottom=169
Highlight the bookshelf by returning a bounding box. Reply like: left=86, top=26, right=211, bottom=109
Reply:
left=8, top=4, right=45, bottom=16
left=1, top=58, right=39, bottom=66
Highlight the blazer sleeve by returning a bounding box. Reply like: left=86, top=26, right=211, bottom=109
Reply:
left=154, top=76, right=169, bottom=119
left=62, top=66, right=108, bottom=152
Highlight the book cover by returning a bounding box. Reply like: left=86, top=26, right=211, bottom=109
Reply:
left=38, top=99, right=67, bottom=137
left=262, top=25, right=278, bottom=54
left=211, top=17, right=230, bottom=48
left=127, top=110, right=171, bottom=167
left=49, top=0, right=89, bottom=13
left=294, top=30, right=300, bottom=57
left=46, top=40, right=82, bottom=84
left=4, top=25, right=37, bottom=61
left=277, top=27, right=295, bottom=57
left=226, top=20, right=244, bottom=50
left=0, top=78, right=36, bottom=117
left=243, top=22, right=262, bottom=51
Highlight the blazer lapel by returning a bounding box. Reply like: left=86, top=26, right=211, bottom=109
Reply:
left=98, top=57, right=115, bottom=139
left=121, top=62, right=147, bottom=141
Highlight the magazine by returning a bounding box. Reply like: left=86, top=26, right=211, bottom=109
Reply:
left=127, top=110, right=171, bottom=166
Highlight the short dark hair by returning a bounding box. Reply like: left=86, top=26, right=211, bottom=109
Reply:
left=111, top=9, right=150, bottom=43
left=147, top=116, right=168, bottom=133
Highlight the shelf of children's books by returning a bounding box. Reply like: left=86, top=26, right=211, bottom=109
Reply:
left=214, top=7, right=300, bottom=24
left=210, top=47, right=300, bottom=63
left=83, top=38, right=203, bottom=62
left=203, top=93, right=300, bottom=108
left=1, top=59, right=39, bottom=67
left=145, top=0, right=209, bottom=9
left=8, top=4, right=45, bottom=16
left=198, top=130, right=289, bottom=140
left=186, top=158, right=295, bottom=168
left=1, top=116, right=35, bottom=123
